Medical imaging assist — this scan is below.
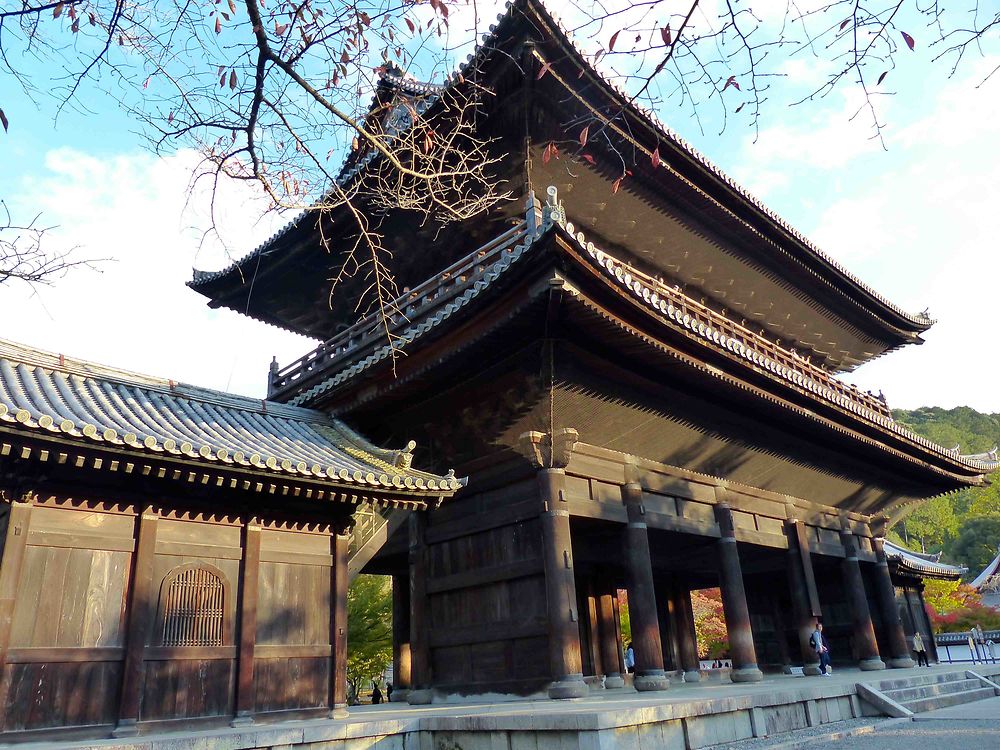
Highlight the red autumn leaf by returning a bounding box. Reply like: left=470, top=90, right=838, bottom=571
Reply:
left=88, top=11, right=96, bottom=25
left=229, top=70, right=237, bottom=90
left=609, top=30, right=620, bottom=52
left=542, top=142, right=553, bottom=164
left=612, top=176, right=623, bottom=194
left=735, top=102, right=745, bottom=113
left=167, top=111, right=174, bottom=123
left=594, top=49, right=605, bottom=65
left=877, top=70, right=888, bottom=85
left=651, top=146, right=661, bottom=168
left=53, top=2, right=63, bottom=19
left=840, top=18, right=851, bottom=30
left=661, top=25, right=672, bottom=45
left=215, top=16, right=222, bottom=34
left=536, top=61, right=553, bottom=80
left=228, top=0, right=236, bottom=13
left=405, top=17, right=415, bottom=33
left=0, top=109, right=8, bottom=133
left=901, top=31, right=915, bottom=50
left=723, top=75, right=740, bottom=92
left=219, top=71, right=226, bottom=87
left=579, top=125, right=589, bottom=146
left=70, top=17, right=79, bottom=32
left=580, top=153, right=596, bottom=165
left=275, top=22, right=287, bottom=35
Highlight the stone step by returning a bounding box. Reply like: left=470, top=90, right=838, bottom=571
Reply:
left=884, top=678, right=981, bottom=702
left=875, top=671, right=970, bottom=692
left=902, top=686, right=996, bottom=713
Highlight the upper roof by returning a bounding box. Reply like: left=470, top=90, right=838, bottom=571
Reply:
left=190, top=0, right=933, bottom=373
left=0, top=339, right=462, bottom=495
left=884, top=539, right=965, bottom=581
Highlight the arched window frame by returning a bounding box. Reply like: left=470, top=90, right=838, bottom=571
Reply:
left=155, top=562, right=233, bottom=647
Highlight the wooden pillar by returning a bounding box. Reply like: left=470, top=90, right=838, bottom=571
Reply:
left=915, top=585, right=940, bottom=664
left=871, top=538, right=915, bottom=668
left=113, top=507, right=159, bottom=737
left=784, top=519, right=822, bottom=675
left=330, top=530, right=350, bottom=717
left=597, top=584, right=624, bottom=689
left=674, top=588, right=701, bottom=682
left=582, top=579, right=602, bottom=678
left=232, top=518, right=262, bottom=725
left=407, top=511, right=433, bottom=704
left=391, top=573, right=411, bottom=701
left=539, top=468, right=588, bottom=699
left=0, top=498, right=33, bottom=732
left=655, top=580, right=679, bottom=673
left=839, top=525, right=885, bottom=671
left=714, top=501, right=763, bottom=682
left=621, top=470, right=669, bottom=692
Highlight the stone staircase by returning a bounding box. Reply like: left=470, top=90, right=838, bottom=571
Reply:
left=857, top=669, right=1000, bottom=717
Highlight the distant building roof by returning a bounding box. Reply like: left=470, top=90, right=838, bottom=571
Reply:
left=884, top=539, right=965, bottom=581
left=970, top=547, right=1000, bottom=592
left=0, top=339, right=462, bottom=496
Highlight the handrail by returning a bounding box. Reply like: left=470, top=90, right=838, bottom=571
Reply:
left=270, top=221, right=531, bottom=396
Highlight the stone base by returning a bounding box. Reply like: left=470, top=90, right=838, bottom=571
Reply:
left=803, top=663, right=823, bottom=676
left=668, top=670, right=686, bottom=684
left=548, top=675, right=589, bottom=699
left=634, top=670, right=670, bottom=692
left=604, top=673, right=626, bottom=689
left=388, top=689, right=409, bottom=703
left=888, top=657, right=916, bottom=669
left=407, top=689, right=434, bottom=705
left=230, top=713, right=254, bottom=727
left=684, top=670, right=702, bottom=683
left=731, top=665, right=764, bottom=683
left=859, top=658, right=886, bottom=671
left=330, top=704, right=349, bottom=719
left=111, top=720, right=139, bottom=738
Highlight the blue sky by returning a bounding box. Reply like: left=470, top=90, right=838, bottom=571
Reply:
left=1, top=1, right=998, bottom=418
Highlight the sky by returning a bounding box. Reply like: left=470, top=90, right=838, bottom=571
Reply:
left=1, top=1, right=998, bottom=416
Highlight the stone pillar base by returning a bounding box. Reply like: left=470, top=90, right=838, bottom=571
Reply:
left=388, top=689, right=409, bottom=703
left=859, top=658, right=886, bottom=671
left=407, top=689, right=434, bottom=705
left=887, top=657, right=915, bottom=669
left=329, top=704, right=349, bottom=719
left=548, top=675, right=589, bottom=699
left=683, top=669, right=702, bottom=683
left=634, top=670, right=670, bottom=692
left=803, top=664, right=823, bottom=676
left=731, top=665, right=764, bottom=683
left=604, top=673, right=626, bottom=689
left=230, top=713, right=254, bottom=728
left=112, top=720, right=139, bottom=738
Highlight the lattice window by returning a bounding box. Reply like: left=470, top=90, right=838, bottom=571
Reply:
left=158, top=566, right=227, bottom=647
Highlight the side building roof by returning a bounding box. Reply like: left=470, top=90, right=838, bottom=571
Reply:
left=0, top=339, right=463, bottom=501
left=970, top=547, right=1000, bottom=590
left=884, top=539, right=965, bottom=581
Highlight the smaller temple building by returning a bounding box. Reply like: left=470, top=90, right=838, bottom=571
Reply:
left=970, top=545, right=1000, bottom=610
left=0, top=339, right=461, bottom=741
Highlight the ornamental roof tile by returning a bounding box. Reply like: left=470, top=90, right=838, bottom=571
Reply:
left=0, top=339, right=463, bottom=494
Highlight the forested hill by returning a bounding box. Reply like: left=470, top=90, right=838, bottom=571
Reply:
left=889, top=406, right=1000, bottom=579
left=893, top=406, right=1000, bottom=455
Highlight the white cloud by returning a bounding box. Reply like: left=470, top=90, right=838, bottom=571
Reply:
left=2, top=148, right=314, bottom=399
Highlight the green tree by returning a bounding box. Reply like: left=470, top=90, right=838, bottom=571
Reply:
left=347, top=574, right=392, bottom=703
left=949, top=516, right=1000, bottom=578
left=895, top=495, right=959, bottom=553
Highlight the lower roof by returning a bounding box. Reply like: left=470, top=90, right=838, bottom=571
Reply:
left=0, top=339, right=463, bottom=496
left=884, top=539, right=964, bottom=581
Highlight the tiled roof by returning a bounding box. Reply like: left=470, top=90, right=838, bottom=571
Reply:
left=970, top=548, right=1000, bottom=590
left=884, top=539, right=964, bottom=580
left=0, top=339, right=463, bottom=493
left=190, top=0, right=932, bottom=335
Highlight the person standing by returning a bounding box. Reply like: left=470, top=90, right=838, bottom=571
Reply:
left=624, top=642, right=635, bottom=674
left=912, top=631, right=929, bottom=667
left=371, top=681, right=383, bottom=705
left=810, top=622, right=832, bottom=676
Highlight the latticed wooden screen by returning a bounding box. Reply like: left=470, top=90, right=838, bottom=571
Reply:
left=159, top=567, right=226, bottom=647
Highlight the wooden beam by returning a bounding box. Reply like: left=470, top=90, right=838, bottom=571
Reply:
left=0, top=500, right=34, bottom=732
left=330, top=531, right=349, bottom=718
left=113, top=508, right=159, bottom=737
left=232, top=519, right=261, bottom=725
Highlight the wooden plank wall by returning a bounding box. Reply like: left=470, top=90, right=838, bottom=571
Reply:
left=422, top=476, right=550, bottom=694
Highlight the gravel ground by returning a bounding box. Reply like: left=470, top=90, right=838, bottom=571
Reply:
left=717, top=718, right=882, bottom=750
left=803, top=720, right=1000, bottom=750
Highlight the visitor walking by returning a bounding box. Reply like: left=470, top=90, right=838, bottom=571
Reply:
left=912, top=631, right=929, bottom=667
left=624, top=642, right=635, bottom=673
left=371, top=681, right=383, bottom=705
left=810, top=622, right=832, bottom=676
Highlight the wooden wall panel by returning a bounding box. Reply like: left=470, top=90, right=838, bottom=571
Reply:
left=146, top=555, right=240, bottom=647
left=256, top=562, right=330, bottom=646
left=10, top=546, right=130, bottom=648
left=4, top=661, right=120, bottom=731
left=253, top=656, right=329, bottom=713
left=140, top=658, right=234, bottom=721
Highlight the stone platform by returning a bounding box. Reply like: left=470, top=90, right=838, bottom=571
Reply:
left=8, top=664, right=1000, bottom=750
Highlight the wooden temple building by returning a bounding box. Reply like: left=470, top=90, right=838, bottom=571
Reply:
left=0, top=0, right=995, bottom=741
left=0, top=341, right=461, bottom=739
left=188, top=0, right=998, bottom=703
